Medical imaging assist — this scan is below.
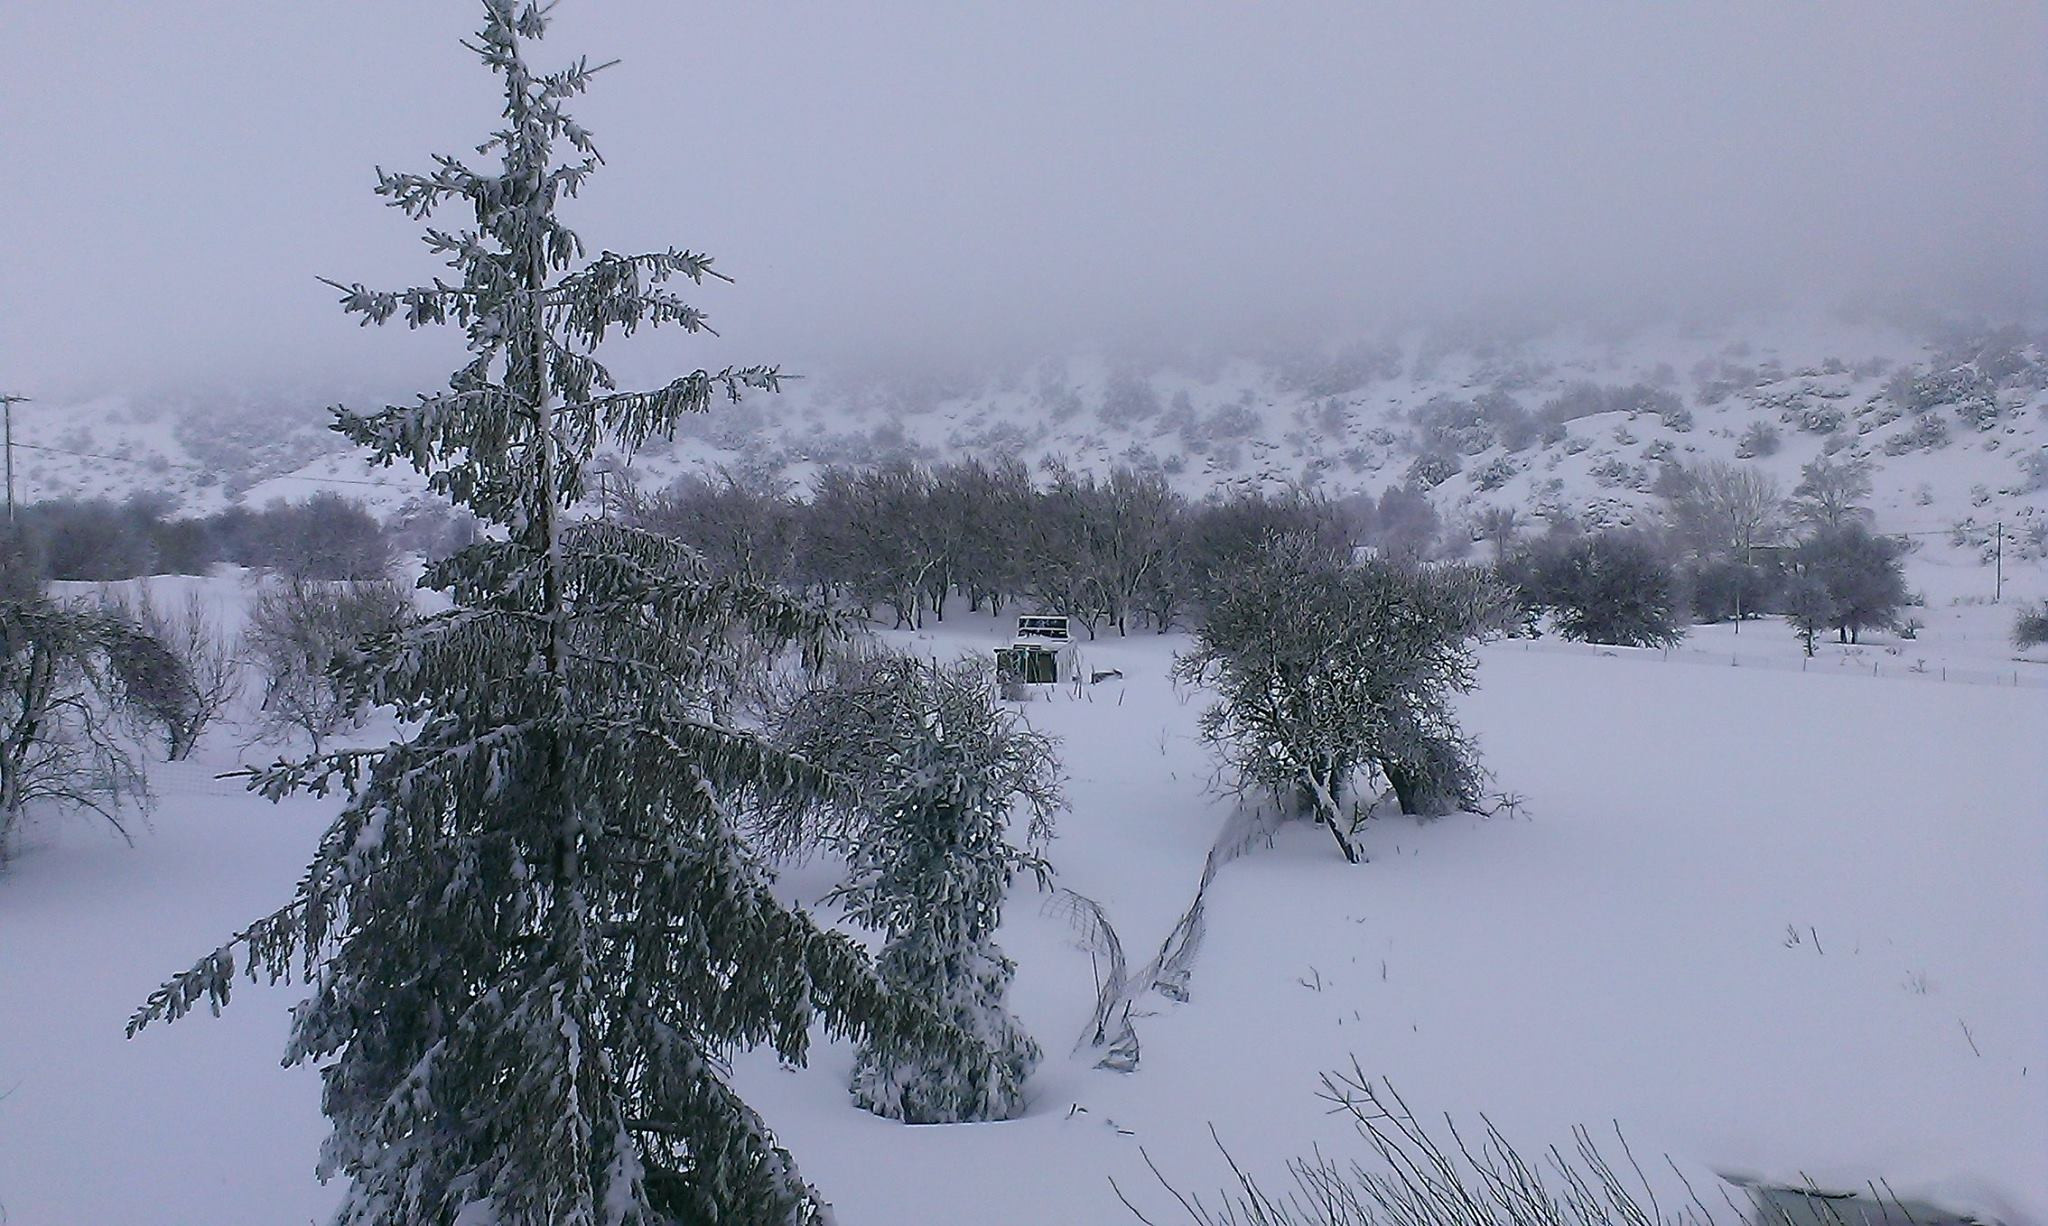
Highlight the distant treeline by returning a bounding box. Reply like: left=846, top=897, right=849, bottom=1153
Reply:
left=2, top=452, right=1924, bottom=651
left=621, top=459, right=1444, bottom=635
left=5, top=490, right=474, bottom=582
left=621, top=454, right=1917, bottom=648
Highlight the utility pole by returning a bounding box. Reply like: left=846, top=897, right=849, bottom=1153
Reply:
left=1, top=394, right=30, bottom=526
left=1994, top=520, right=2002, bottom=603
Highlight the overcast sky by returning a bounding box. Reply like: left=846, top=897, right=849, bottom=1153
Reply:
left=2, top=2, right=2043, bottom=398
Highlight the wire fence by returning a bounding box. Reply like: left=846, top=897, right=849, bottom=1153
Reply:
left=1492, top=635, right=2048, bottom=691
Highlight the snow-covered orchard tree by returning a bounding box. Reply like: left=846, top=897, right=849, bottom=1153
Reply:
left=768, top=651, right=1059, bottom=1123
left=1173, top=534, right=1508, bottom=861
left=129, top=6, right=994, bottom=1223
left=0, top=589, right=189, bottom=859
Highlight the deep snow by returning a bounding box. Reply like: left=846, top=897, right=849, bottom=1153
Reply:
left=0, top=585, right=2042, bottom=1225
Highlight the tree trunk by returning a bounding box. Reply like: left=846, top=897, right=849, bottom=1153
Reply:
left=1384, top=760, right=1424, bottom=818
left=1297, top=770, right=1360, bottom=864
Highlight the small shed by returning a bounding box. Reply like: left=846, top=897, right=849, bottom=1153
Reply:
left=996, top=642, right=1062, bottom=686
left=996, top=613, right=1082, bottom=692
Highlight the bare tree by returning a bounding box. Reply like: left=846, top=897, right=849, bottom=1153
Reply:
left=242, top=577, right=410, bottom=753
left=1473, top=505, right=1521, bottom=564
left=105, top=587, right=242, bottom=760
left=1789, top=454, right=1874, bottom=531
left=624, top=468, right=804, bottom=589
left=1667, top=459, right=1785, bottom=558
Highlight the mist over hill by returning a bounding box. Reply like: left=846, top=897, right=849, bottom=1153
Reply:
left=21, top=312, right=2047, bottom=581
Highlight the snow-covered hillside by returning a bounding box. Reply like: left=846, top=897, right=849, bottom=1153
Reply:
left=0, top=584, right=2041, bottom=1225
left=22, top=315, right=2048, bottom=580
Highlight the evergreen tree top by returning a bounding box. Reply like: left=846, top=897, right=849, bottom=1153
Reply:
left=321, top=0, right=780, bottom=537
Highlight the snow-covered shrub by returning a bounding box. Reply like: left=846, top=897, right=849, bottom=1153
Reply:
left=2013, top=601, right=2048, bottom=650
left=1735, top=420, right=1781, bottom=458
left=1406, top=450, right=1460, bottom=489
left=1471, top=454, right=1518, bottom=491
left=1099, top=369, right=1161, bottom=428
left=224, top=491, right=393, bottom=581
left=13, top=497, right=162, bottom=580
left=1883, top=413, right=1951, bottom=455
left=1480, top=390, right=1542, bottom=450
left=1414, top=396, right=1498, bottom=455
left=1589, top=456, right=1636, bottom=489
left=1537, top=381, right=1609, bottom=427
left=770, top=652, right=1060, bottom=1123
left=1206, top=403, right=1261, bottom=440
left=1893, top=364, right=1997, bottom=422
left=1781, top=398, right=1847, bottom=434
left=1273, top=340, right=1403, bottom=398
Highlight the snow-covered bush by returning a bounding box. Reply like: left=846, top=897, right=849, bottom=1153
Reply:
left=224, top=491, right=393, bottom=581
left=1735, top=420, right=1782, bottom=458
left=1406, top=449, right=1460, bottom=489
left=1471, top=454, right=1518, bottom=491
left=2013, top=601, right=2048, bottom=650
left=770, top=652, right=1059, bottom=1123
left=1099, top=369, right=1161, bottom=428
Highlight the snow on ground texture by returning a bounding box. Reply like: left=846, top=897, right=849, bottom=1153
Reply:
left=0, top=598, right=2042, bottom=1224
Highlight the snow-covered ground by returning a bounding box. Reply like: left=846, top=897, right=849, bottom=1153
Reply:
left=1, top=573, right=2042, bottom=1225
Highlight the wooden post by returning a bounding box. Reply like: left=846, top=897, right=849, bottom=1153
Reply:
left=1990, top=519, right=2007, bottom=605
left=1, top=394, right=29, bottom=525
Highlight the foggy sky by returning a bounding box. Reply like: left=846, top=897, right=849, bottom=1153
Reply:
left=2, top=2, right=2043, bottom=399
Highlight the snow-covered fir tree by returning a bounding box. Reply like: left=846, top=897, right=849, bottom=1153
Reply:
left=770, top=652, right=1059, bottom=1123
left=128, top=5, right=994, bottom=1223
